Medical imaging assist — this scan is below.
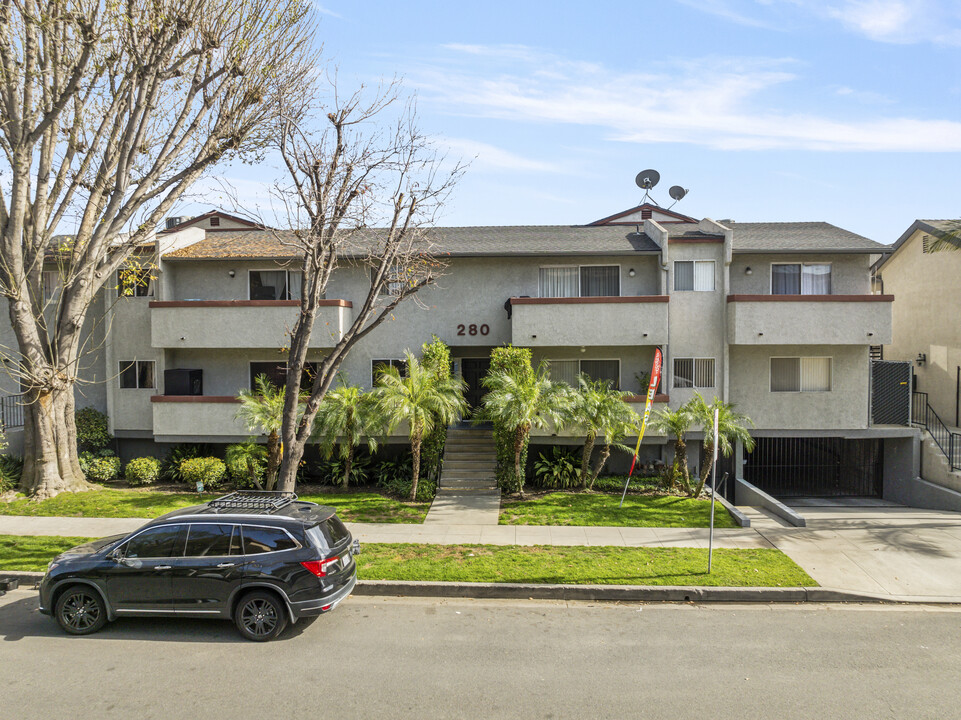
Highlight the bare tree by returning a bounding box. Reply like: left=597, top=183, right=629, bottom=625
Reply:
left=0, top=0, right=314, bottom=498
left=272, top=81, right=464, bottom=493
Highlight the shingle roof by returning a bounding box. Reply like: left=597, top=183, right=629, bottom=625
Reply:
left=163, top=226, right=664, bottom=260
left=873, top=219, right=960, bottom=271
left=162, top=220, right=888, bottom=260
left=727, top=222, right=886, bottom=253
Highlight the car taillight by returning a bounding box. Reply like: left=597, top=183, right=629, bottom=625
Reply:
left=301, top=558, right=338, bottom=578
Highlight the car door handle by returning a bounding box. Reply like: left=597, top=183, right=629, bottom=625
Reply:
left=153, top=565, right=172, bottom=570
left=216, top=563, right=235, bottom=568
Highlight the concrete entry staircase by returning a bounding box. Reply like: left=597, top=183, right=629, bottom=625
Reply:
left=424, top=426, right=500, bottom=525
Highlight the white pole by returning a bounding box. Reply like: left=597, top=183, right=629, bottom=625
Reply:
left=708, top=407, right=719, bottom=573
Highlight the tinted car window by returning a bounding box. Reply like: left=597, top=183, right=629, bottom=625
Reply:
left=124, top=525, right=185, bottom=559
left=184, top=524, right=235, bottom=557
left=306, top=517, right=350, bottom=551
left=241, top=526, right=297, bottom=555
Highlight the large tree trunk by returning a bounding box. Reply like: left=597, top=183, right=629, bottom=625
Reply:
left=266, top=430, right=281, bottom=491
left=409, top=428, right=423, bottom=501
left=18, top=384, right=91, bottom=499
left=580, top=432, right=595, bottom=489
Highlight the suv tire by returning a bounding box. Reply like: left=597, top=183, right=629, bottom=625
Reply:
left=55, top=585, right=108, bottom=636
left=234, top=590, right=288, bottom=641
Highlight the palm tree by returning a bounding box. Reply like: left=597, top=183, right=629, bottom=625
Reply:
left=236, top=374, right=303, bottom=490
left=372, top=351, right=466, bottom=501
left=478, top=363, right=573, bottom=497
left=313, top=382, right=385, bottom=489
left=687, top=392, right=755, bottom=498
left=570, top=375, right=639, bottom=489
left=648, top=405, right=697, bottom=494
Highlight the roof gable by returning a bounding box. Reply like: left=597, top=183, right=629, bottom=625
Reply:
left=160, top=210, right=265, bottom=234
left=588, top=203, right=697, bottom=226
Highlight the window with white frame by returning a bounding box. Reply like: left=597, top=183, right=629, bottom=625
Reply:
left=673, top=358, right=715, bottom=389
left=372, top=359, right=408, bottom=385
left=770, top=357, right=832, bottom=392
left=248, top=270, right=303, bottom=301
left=673, top=260, right=715, bottom=291
left=771, top=263, right=831, bottom=295
left=42, top=270, right=63, bottom=302
left=538, top=265, right=619, bottom=298
left=119, top=361, right=155, bottom=389
left=118, top=267, right=154, bottom=297
left=546, top=359, right=620, bottom=389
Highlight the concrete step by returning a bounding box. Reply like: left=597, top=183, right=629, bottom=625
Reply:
left=444, top=440, right=496, bottom=449
left=441, top=469, right=496, bottom=477
left=443, top=449, right=496, bottom=457
left=440, top=483, right=498, bottom=491
left=434, top=487, right=500, bottom=497
left=443, top=459, right=497, bottom=469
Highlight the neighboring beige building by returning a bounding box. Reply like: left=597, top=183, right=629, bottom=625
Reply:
left=874, top=220, right=961, bottom=426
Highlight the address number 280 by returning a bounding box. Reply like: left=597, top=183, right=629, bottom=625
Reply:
left=456, top=323, right=490, bottom=336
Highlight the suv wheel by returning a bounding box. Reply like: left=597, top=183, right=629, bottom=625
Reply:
left=234, top=591, right=288, bottom=642
left=55, top=586, right=107, bottom=636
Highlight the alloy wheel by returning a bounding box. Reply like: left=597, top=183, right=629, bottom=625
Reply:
left=59, top=591, right=102, bottom=631
left=240, top=598, right=278, bottom=637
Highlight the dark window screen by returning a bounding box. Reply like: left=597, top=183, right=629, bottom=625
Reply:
left=242, top=526, right=297, bottom=554
left=184, top=524, right=235, bottom=557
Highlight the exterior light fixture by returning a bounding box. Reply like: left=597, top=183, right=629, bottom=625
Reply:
left=228, top=270, right=236, bottom=278
left=916, top=353, right=926, bottom=366
left=745, top=266, right=753, bottom=275
left=580, top=346, right=586, bottom=353
left=628, top=268, right=636, bottom=277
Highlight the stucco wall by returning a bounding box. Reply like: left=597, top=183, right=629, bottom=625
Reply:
left=881, top=229, right=961, bottom=422
left=729, top=254, right=872, bottom=295
left=107, top=294, right=160, bottom=432
left=727, top=298, right=891, bottom=345
left=728, top=344, right=870, bottom=429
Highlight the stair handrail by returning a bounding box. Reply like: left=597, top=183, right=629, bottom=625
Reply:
left=912, top=392, right=961, bottom=471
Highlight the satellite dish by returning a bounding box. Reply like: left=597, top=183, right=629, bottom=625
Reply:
left=635, top=170, right=660, bottom=190
left=669, top=186, right=688, bottom=201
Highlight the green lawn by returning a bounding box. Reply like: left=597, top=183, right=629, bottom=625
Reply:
left=0, top=536, right=815, bottom=587
left=500, top=492, right=738, bottom=528
left=0, top=489, right=429, bottom=524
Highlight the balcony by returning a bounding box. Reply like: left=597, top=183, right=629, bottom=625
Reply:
left=149, top=300, right=352, bottom=349
left=151, top=396, right=246, bottom=440
left=510, top=296, right=669, bottom=347
left=726, top=295, right=893, bottom=345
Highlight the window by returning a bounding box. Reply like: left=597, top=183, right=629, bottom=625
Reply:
left=546, top=359, right=620, bottom=389
left=123, top=525, right=186, bottom=559
left=673, top=261, right=715, bottom=291
left=771, top=264, right=831, bottom=295
left=673, top=358, right=715, bottom=389
left=372, top=264, right=409, bottom=297
left=250, top=361, right=317, bottom=390
left=538, top=265, right=620, bottom=298
left=248, top=270, right=303, bottom=300
left=770, top=357, right=832, bottom=392
left=241, top=526, right=298, bottom=555
left=119, top=361, right=155, bottom=389
left=372, top=359, right=408, bottom=385
left=118, top=268, right=154, bottom=297
left=42, top=270, right=63, bottom=302
left=183, top=524, right=236, bottom=557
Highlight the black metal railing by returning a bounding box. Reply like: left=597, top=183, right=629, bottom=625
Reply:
left=912, top=392, right=961, bottom=471
left=0, top=396, right=23, bottom=430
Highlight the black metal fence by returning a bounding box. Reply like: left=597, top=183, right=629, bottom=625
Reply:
left=912, top=391, right=961, bottom=471
left=744, top=436, right=883, bottom=498
left=0, top=395, right=23, bottom=430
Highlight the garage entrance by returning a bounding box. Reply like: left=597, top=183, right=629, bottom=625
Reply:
left=743, top=437, right=883, bottom=498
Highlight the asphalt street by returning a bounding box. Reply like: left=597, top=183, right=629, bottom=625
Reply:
left=1, top=590, right=959, bottom=720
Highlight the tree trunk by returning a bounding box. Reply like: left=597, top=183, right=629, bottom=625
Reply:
left=580, top=432, right=595, bottom=489
left=674, top=437, right=690, bottom=494
left=409, top=428, right=423, bottom=501
left=513, top=425, right=529, bottom=497
left=343, top=444, right=354, bottom=489
left=18, top=385, right=91, bottom=499
left=266, top=430, right=281, bottom=491
left=693, top=442, right=713, bottom=498
left=588, top=444, right=611, bottom=490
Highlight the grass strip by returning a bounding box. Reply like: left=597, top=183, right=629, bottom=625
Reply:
left=0, top=537, right=815, bottom=587
left=500, top=492, right=738, bottom=528
left=0, top=489, right=429, bottom=524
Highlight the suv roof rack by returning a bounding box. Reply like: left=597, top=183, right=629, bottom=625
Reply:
left=207, top=491, right=298, bottom=515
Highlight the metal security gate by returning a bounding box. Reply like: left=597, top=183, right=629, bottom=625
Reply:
left=744, top=437, right=883, bottom=498
left=871, top=360, right=912, bottom=425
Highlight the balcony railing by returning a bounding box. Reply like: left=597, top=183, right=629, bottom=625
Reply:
left=510, top=295, right=669, bottom=346
left=726, top=294, right=893, bottom=345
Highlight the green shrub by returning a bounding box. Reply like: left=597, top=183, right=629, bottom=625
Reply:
left=225, top=442, right=267, bottom=489
left=75, top=407, right=113, bottom=452
left=0, top=455, right=23, bottom=492
left=532, top=447, right=580, bottom=489
left=488, top=346, right=534, bottom=493
left=421, top=336, right=452, bottom=480
left=179, top=457, right=226, bottom=490
left=324, top=453, right=372, bottom=487
left=373, top=452, right=435, bottom=501
left=161, top=444, right=213, bottom=483
left=124, top=457, right=161, bottom=486
left=80, top=450, right=121, bottom=482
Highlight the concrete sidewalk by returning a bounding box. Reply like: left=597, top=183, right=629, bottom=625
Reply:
left=3, top=503, right=961, bottom=602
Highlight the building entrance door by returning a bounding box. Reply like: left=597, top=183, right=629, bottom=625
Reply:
left=461, top=358, right=490, bottom=413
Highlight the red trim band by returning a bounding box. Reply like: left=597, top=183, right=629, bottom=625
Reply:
left=726, top=294, right=893, bottom=303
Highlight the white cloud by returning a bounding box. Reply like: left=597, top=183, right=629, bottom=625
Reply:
left=437, top=137, right=566, bottom=173
left=410, top=45, right=961, bottom=152
left=312, top=2, right=343, bottom=19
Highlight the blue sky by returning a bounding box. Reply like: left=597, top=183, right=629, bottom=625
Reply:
left=196, top=0, right=961, bottom=245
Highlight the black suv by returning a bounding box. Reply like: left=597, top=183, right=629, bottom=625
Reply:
left=39, top=491, right=359, bottom=641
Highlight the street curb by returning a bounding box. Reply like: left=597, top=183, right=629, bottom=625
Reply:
left=4, top=572, right=959, bottom=604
